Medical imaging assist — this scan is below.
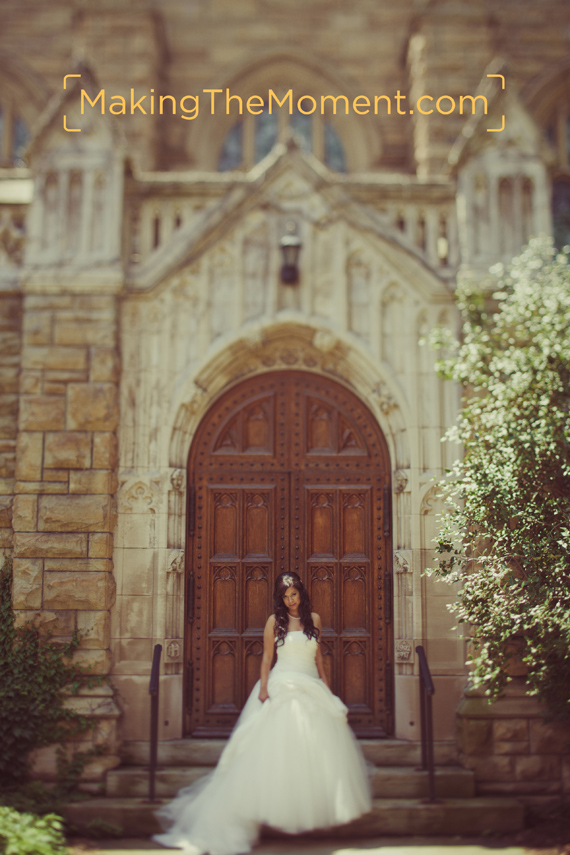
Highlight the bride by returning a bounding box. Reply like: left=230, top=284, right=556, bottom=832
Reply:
left=153, top=571, right=372, bottom=854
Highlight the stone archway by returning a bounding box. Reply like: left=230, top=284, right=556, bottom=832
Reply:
left=184, top=370, right=393, bottom=738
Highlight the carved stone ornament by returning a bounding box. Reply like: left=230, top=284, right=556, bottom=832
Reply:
left=373, top=382, right=397, bottom=414
left=394, top=469, right=409, bottom=493
left=168, top=550, right=185, bottom=573
left=312, top=330, right=338, bottom=353
left=259, top=346, right=321, bottom=369
left=0, top=210, right=25, bottom=266
left=184, top=389, right=207, bottom=419
left=394, top=551, right=411, bottom=573
left=420, top=487, right=437, bottom=516
left=395, top=640, right=414, bottom=663
left=166, top=640, right=183, bottom=662
left=170, top=469, right=185, bottom=492
left=118, top=478, right=160, bottom=514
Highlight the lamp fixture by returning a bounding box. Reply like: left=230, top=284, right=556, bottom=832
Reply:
left=279, top=220, right=302, bottom=285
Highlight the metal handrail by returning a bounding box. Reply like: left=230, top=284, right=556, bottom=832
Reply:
left=148, top=643, right=163, bottom=803
left=415, top=645, right=437, bottom=803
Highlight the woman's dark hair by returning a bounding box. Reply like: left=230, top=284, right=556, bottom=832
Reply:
left=273, top=572, right=319, bottom=648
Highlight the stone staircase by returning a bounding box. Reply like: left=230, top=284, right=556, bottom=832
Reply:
left=62, top=739, right=525, bottom=838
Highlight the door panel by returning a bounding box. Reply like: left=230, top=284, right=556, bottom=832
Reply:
left=189, top=478, right=284, bottom=735
left=186, top=372, right=392, bottom=737
left=294, top=475, right=387, bottom=735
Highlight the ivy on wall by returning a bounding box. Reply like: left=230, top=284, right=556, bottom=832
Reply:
left=0, top=560, right=102, bottom=788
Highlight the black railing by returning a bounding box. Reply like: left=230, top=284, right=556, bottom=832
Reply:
left=148, top=643, right=163, bottom=803
left=416, top=644, right=437, bottom=803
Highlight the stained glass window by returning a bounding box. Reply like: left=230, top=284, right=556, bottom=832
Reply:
left=217, top=103, right=347, bottom=173
left=12, top=116, right=29, bottom=164
left=290, top=109, right=312, bottom=152
left=0, top=102, right=30, bottom=166
left=254, top=108, right=279, bottom=162
left=324, top=121, right=346, bottom=173
left=545, top=123, right=556, bottom=149
left=218, top=122, right=243, bottom=171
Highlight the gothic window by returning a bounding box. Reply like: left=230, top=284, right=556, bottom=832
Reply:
left=521, top=177, right=534, bottom=244
left=499, top=178, right=515, bottom=257
left=0, top=99, right=30, bottom=166
left=218, top=123, right=242, bottom=172
left=91, top=172, right=106, bottom=253
left=254, top=108, right=279, bottom=162
left=290, top=109, right=312, bottom=151
left=545, top=106, right=570, bottom=170
left=544, top=97, right=570, bottom=249
left=42, top=173, right=59, bottom=249
left=553, top=179, right=570, bottom=249
left=218, top=103, right=347, bottom=173
left=324, top=122, right=346, bottom=173
left=66, top=171, right=82, bottom=255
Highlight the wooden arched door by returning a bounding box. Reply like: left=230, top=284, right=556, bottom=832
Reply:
left=185, top=371, right=393, bottom=737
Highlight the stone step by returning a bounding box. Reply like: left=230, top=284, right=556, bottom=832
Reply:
left=62, top=796, right=524, bottom=838
left=121, top=739, right=459, bottom=768
left=107, top=764, right=475, bottom=800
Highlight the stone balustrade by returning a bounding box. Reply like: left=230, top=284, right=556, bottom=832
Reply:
left=126, top=171, right=459, bottom=279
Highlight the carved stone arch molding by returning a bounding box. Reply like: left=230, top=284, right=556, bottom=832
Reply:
left=168, top=320, right=411, bottom=473
left=419, top=483, right=441, bottom=517
left=0, top=50, right=51, bottom=124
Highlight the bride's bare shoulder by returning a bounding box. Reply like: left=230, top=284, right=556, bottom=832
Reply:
left=265, top=614, right=276, bottom=629
left=311, top=612, right=322, bottom=625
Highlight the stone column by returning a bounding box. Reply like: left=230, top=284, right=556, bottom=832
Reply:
left=12, top=292, right=121, bottom=786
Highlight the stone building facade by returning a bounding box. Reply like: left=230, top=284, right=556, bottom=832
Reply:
left=0, top=0, right=569, bottom=800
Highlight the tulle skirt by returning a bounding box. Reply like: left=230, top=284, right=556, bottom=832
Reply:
left=153, top=668, right=372, bottom=854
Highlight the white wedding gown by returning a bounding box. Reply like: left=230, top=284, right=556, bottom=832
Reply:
left=153, top=631, right=372, bottom=854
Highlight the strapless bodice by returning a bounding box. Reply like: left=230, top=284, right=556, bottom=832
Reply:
left=272, top=631, right=319, bottom=678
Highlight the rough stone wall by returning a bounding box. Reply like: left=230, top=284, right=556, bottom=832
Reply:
left=406, top=3, right=494, bottom=178
left=3, top=0, right=568, bottom=174
left=0, top=293, right=22, bottom=554
left=407, top=0, right=570, bottom=176
left=12, top=292, right=121, bottom=785
left=458, top=682, right=570, bottom=808
left=73, top=8, right=164, bottom=171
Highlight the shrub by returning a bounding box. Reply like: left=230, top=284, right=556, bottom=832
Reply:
left=0, top=559, right=103, bottom=787
left=428, top=238, right=570, bottom=720
left=0, top=806, right=66, bottom=855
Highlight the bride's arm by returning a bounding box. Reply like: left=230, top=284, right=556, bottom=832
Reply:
left=313, top=613, right=331, bottom=691
left=259, top=614, right=275, bottom=702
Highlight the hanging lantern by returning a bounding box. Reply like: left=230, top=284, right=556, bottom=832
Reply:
left=279, top=220, right=302, bottom=285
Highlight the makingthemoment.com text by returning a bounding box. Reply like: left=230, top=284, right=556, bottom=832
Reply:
left=79, top=87, right=489, bottom=121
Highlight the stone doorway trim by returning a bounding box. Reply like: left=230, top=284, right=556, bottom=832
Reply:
left=168, top=319, right=409, bottom=473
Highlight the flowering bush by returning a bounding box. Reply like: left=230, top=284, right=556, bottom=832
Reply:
left=428, top=238, right=570, bottom=720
